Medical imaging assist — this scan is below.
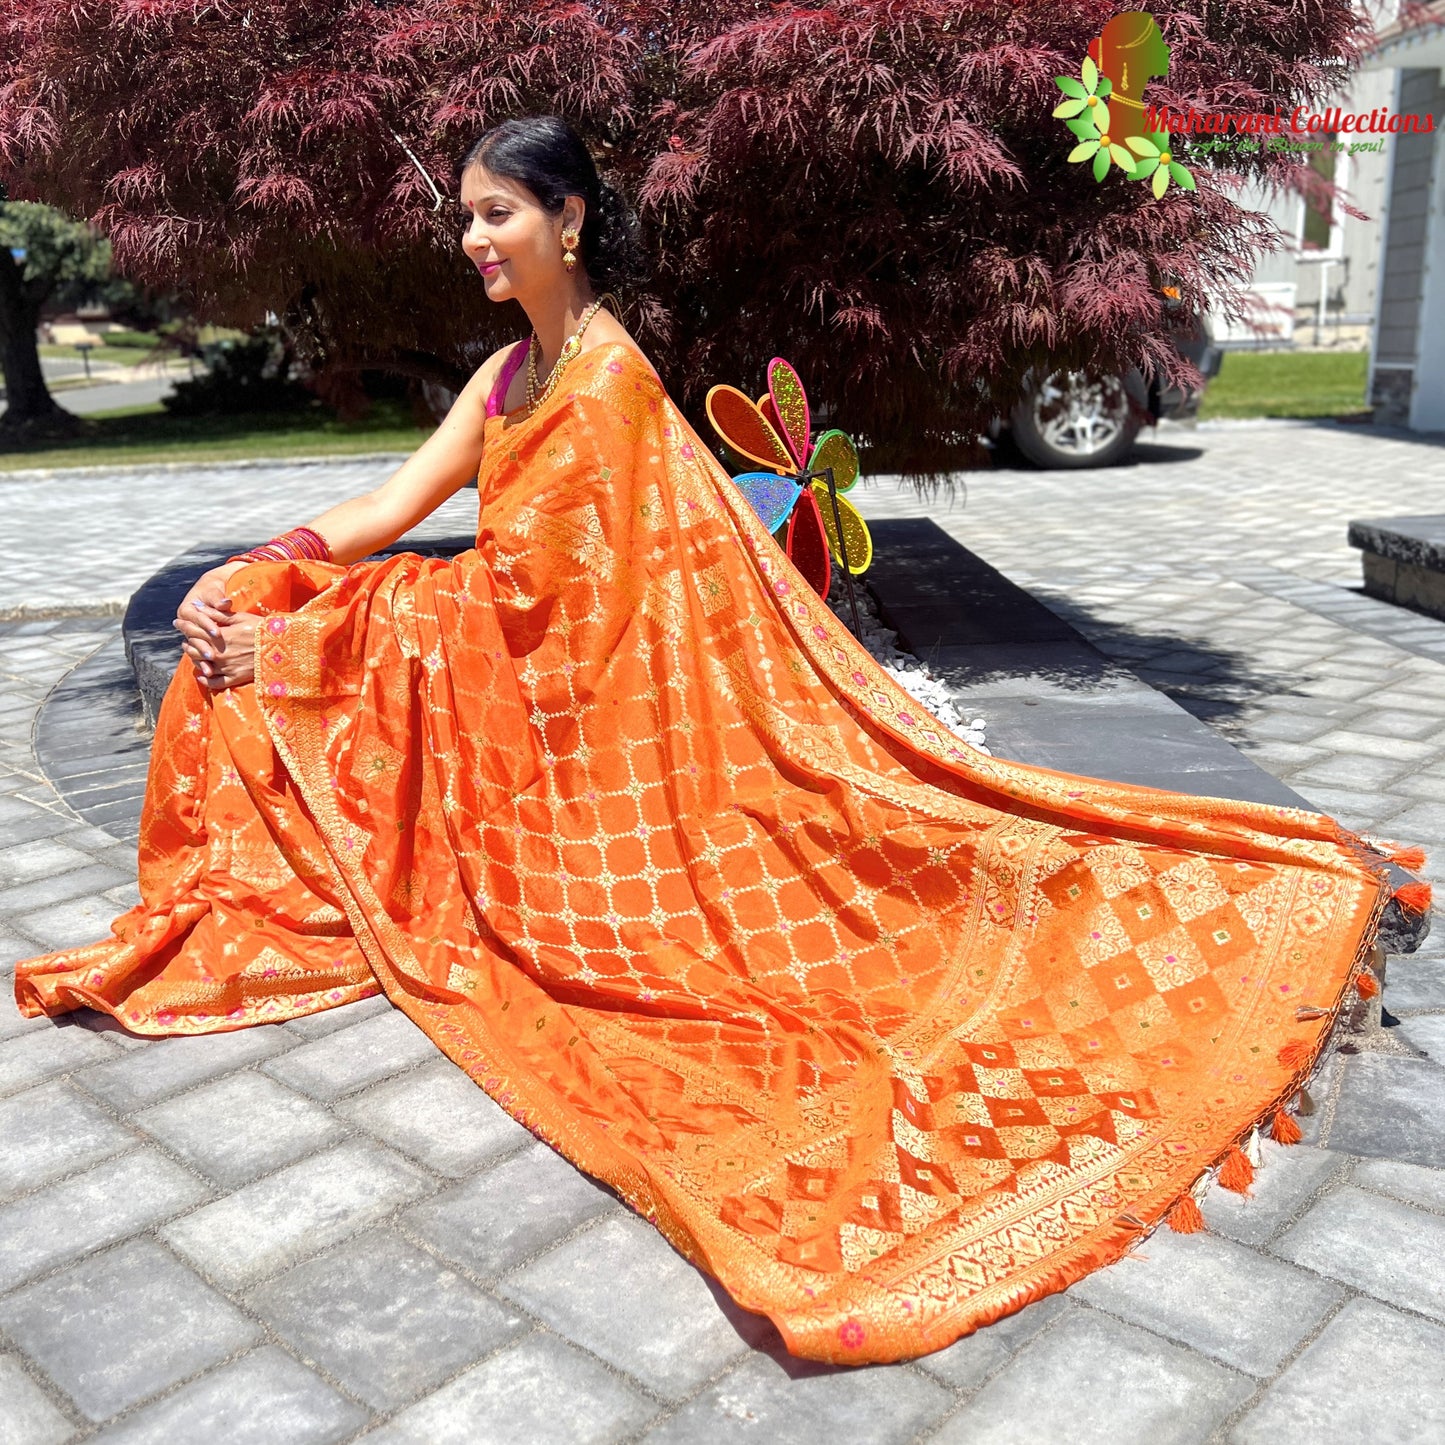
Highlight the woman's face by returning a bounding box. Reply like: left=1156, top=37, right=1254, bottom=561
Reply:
left=458, top=164, right=584, bottom=303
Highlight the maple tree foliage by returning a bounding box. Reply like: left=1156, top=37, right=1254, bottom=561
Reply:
left=0, top=0, right=1367, bottom=471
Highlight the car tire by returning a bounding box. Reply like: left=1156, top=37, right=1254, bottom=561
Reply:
left=1008, top=368, right=1142, bottom=469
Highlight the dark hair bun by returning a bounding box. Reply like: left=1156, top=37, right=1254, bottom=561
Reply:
left=587, top=179, right=649, bottom=293
left=458, top=115, right=650, bottom=294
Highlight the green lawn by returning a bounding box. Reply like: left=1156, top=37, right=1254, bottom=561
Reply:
left=0, top=400, right=432, bottom=472
left=1199, top=349, right=1370, bottom=420
left=38, top=342, right=173, bottom=367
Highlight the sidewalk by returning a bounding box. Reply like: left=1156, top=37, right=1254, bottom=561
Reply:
left=1, top=419, right=1444, bottom=1443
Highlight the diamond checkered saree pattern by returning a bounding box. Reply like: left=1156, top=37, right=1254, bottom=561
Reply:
left=15, top=342, right=1400, bottom=1364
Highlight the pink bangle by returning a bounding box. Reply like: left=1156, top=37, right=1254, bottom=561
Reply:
left=229, top=526, right=333, bottom=566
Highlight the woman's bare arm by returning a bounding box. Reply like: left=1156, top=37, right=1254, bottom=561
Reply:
left=298, top=343, right=515, bottom=563
left=174, top=343, right=516, bottom=685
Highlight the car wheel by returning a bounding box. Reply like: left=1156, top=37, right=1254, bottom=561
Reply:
left=1008, top=368, right=1142, bottom=469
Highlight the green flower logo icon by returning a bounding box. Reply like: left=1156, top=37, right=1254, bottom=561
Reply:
left=1056, top=59, right=1138, bottom=181
left=1124, top=135, right=1197, bottom=197
left=1053, top=56, right=1112, bottom=134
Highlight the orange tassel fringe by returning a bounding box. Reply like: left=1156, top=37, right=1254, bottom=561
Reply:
left=1385, top=845, right=1427, bottom=872
left=1393, top=881, right=1433, bottom=917
left=1218, top=1145, right=1254, bottom=1194
left=1355, top=968, right=1380, bottom=1000
left=1278, top=1039, right=1313, bottom=1070
left=1166, top=1194, right=1205, bottom=1233
left=1271, top=1110, right=1302, bottom=1145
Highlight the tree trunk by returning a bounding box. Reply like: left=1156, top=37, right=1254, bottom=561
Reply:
left=0, top=245, right=81, bottom=440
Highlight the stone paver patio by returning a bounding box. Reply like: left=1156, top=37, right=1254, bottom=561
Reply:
left=2, top=418, right=1444, bottom=1443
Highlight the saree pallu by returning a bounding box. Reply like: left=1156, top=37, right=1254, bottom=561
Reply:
left=16, top=341, right=1410, bottom=1363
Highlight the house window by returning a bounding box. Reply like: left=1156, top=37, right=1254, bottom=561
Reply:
left=1301, top=134, right=1338, bottom=252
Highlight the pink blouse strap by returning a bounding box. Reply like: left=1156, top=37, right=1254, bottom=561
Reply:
left=485, top=338, right=532, bottom=418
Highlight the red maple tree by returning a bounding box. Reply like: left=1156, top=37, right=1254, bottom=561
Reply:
left=0, top=0, right=1368, bottom=470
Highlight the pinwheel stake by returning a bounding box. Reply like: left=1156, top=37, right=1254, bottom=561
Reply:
left=704, top=356, right=876, bottom=634
left=802, top=463, right=863, bottom=639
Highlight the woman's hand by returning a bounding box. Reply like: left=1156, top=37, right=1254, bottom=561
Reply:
left=177, top=610, right=263, bottom=692
left=174, top=562, right=246, bottom=640
left=172, top=562, right=254, bottom=690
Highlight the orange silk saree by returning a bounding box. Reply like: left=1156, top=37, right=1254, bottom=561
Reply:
left=15, top=341, right=1408, bottom=1363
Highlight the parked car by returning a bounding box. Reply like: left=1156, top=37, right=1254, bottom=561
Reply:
left=991, top=314, right=1223, bottom=468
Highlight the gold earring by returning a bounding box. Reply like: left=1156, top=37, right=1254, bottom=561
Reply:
left=561, top=227, right=580, bottom=272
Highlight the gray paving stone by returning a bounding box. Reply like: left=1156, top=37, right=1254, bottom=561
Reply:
left=90, top=1347, right=368, bottom=1445
left=1356, top=707, right=1445, bottom=740
left=1308, top=729, right=1439, bottom=762
left=1072, top=1227, right=1342, bottom=1375
left=646, top=1347, right=954, bottom=1444
left=1273, top=1185, right=1445, bottom=1321
left=1396, top=1012, right=1445, bottom=1065
left=161, top=1139, right=433, bottom=1290
left=1384, top=956, right=1445, bottom=1011
left=913, top=1292, right=1073, bottom=1390
left=404, top=1141, right=616, bottom=1281
left=1199, top=1140, right=1347, bottom=1245
left=0, top=1354, right=76, bottom=1445
left=362, top=1331, right=658, bottom=1444
left=1353, top=1156, right=1445, bottom=1211
left=0, top=837, right=96, bottom=890
left=0, top=1080, right=135, bottom=1200
left=246, top=1230, right=524, bottom=1411
left=1294, top=757, right=1404, bottom=791
left=0, top=928, right=39, bottom=971
left=0, top=809, right=83, bottom=852
left=1231, top=1297, right=1445, bottom=1443
left=0, top=1239, right=260, bottom=1422
left=0, top=863, right=134, bottom=915
left=1382, top=801, right=1445, bottom=838
left=932, top=1308, right=1254, bottom=1445
left=1241, top=711, right=1339, bottom=743
left=280, top=991, right=392, bottom=1038
left=78, top=1024, right=292, bottom=1113
left=0, top=1150, right=208, bottom=1292
left=261, top=1009, right=437, bottom=1100
left=0, top=1024, right=117, bottom=1098
left=498, top=1213, right=773, bottom=1400
left=1326, top=1054, right=1445, bottom=1167
left=134, top=1071, right=344, bottom=1188
left=1392, top=772, right=1445, bottom=803
left=336, top=1058, right=532, bottom=1177
left=13, top=892, right=124, bottom=949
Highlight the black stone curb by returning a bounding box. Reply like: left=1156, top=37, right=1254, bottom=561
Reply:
left=1349, top=515, right=1445, bottom=573
left=35, top=631, right=148, bottom=845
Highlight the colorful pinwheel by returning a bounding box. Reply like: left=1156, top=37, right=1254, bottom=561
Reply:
left=705, top=359, right=874, bottom=618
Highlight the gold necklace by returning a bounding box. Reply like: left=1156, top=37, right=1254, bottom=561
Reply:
left=525, top=295, right=616, bottom=414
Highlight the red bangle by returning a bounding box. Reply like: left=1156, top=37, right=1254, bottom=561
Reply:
left=229, top=526, right=333, bottom=566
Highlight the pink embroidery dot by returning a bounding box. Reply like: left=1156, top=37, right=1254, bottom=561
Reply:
left=267, top=617, right=286, bottom=635
left=838, top=1320, right=866, bottom=1349
left=607, top=360, right=624, bottom=373
left=680, top=443, right=695, bottom=458
left=268, top=681, right=287, bottom=697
